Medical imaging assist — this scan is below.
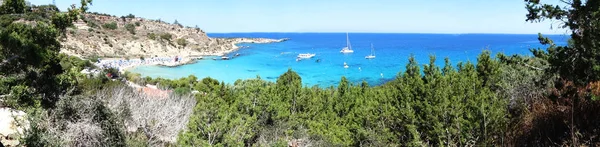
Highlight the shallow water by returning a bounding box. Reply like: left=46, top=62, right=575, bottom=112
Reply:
left=130, top=33, right=569, bottom=87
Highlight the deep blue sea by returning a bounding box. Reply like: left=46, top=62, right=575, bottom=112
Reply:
left=130, top=33, right=569, bottom=87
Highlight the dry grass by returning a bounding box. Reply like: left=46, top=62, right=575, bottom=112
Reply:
left=506, top=80, right=600, bottom=146
left=100, top=85, right=196, bottom=144
left=35, top=84, right=196, bottom=146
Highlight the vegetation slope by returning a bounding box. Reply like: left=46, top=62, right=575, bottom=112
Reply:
left=1, top=0, right=599, bottom=146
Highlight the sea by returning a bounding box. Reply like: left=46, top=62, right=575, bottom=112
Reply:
left=129, top=33, right=569, bottom=87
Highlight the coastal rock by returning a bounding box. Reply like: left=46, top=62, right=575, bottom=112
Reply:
left=60, top=14, right=287, bottom=59
left=0, top=108, right=28, bottom=146
left=156, top=58, right=197, bottom=67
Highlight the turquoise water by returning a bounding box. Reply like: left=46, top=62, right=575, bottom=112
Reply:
left=130, top=33, right=569, bottom=87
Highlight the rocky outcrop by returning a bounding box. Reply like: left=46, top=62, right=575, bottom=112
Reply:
left=0, top=108, right=27, bottom=146
left=61, top=14, right=287, bottom=58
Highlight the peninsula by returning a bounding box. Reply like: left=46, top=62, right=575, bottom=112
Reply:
left=61, top=13, right=286, bottom=59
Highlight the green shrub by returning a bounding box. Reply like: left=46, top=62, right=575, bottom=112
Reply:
left=147, top=33, right=156, bottom=40
left=159, top=33, right=172, bottom=41
left=125, top=23, right=135, bottom=34
left=90, top=55, right=100, bottom=62
left=176, top=38, right=187, bottom=46
left=102, top=22, right=118, bottom=30
left=87, top=21, right=98, bottom=28
left=134, top=21, right=140, bottom=26
left=87, top=28, right=93, bottom=32
left=123, top=13, right=135, bottom=19
left=0, top=14, right=18, bottom=27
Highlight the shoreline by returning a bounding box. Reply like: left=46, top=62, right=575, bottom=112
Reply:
left=94, top=37, right=288, bottom=73
left=218, top=38, right=289, bottom=56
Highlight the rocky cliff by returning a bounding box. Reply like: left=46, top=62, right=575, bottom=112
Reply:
left=60, top=13, right=283, bottom=58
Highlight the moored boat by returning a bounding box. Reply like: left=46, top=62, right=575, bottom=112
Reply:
left=365, top=43, right=376, bottom=59
left=340, top=32, right=354, bottom=53
left=297, top=53, right=316, bottom=59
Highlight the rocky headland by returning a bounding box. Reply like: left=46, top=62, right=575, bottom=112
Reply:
left=60, top=13, right=287, bottom=59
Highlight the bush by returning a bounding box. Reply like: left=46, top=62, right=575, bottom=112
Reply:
left=176, top=38, right=187, bottom=46
left=159, top=33, right=172, bottom=41
left=59, top=53, right=94, bottom=71
left=102, top=22, right=118, bottom=30
left=0, top=14, right=18, bottom=27
left=123, top=13, right=135, bottom=19
left=90, top=55, right=100, bottom=63
left=125, top=23, right=135, bottom=34
left=87, top=21, right=98, bottom=28
left=147, top=33, right=156, bottom=40
left=87, top=28, right=93, bottom=32
left=134, top=21, right=140, bottom=26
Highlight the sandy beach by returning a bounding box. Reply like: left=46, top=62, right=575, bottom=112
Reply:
left=95, top=56, right=195, bottom=73
left=93, top=38, right=288, bottom=73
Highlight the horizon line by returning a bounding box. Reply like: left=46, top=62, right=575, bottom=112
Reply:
left=205, top=31, right=570, bottom=35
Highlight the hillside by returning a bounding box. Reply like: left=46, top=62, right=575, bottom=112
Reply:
left=61, top=13, right=282, bottom=58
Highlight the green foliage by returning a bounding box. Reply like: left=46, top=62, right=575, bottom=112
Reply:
left=58, top=53, right=93, bottom=71
left=147, top=33, right=156, bottom=40
left=0, top=0, right=27, bottom=14
left=103, top=22, right=118, bottom=30
left=176, top=38, right=187, bottom=46
left=175, top=54, right=510, bottom=146
left=89, top=54, right=100, bottom=62
left=173, top=19, right=182, bottom=27
left=26, top=5, right=59, bottom=21
left=134, top=21, right=140, bottom=26
left=122, top=13, right=135, bottom=19
left=0, top=14, right=18, bottom=27
left=87, top=21, right=98, bottom=28
left=0, top=22, right=64, bottom=109
left=526, top=0, right=600, bottom=86
left=159, top=33, right=172, bottom=41
left=125, top=23, right=136, bottom=34
left=51, top=13, right=74, bottom=34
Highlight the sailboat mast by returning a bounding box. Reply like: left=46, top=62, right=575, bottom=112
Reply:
left=371, top=43, right=374, bottom=55
left=346, top=32, right=351, bottom=49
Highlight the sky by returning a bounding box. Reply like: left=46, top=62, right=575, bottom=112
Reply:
left=27, top=0, right=569, bottom=34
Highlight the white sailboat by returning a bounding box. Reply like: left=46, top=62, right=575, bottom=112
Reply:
left=365, top=43, right=376, bottom=59
left=340, top=32, right=354, bottom=53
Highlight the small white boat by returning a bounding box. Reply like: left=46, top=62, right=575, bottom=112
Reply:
left=340, top=32, right=354, bottom=54
left=221, top=56, right=230, bottom=60
left=297, top=53, right=316, bottom=59
left=234, top=53, right=240, bottom=57
left=343, top=62, right=349, bottom=68
left=365, top=43, right=376, bottom=59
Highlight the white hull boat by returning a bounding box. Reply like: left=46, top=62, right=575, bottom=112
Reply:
left=340, top=32, right=354, bottom=53
left=297, top=53, right=316, bottom=59
left=365, top=43, right=376, bottom=59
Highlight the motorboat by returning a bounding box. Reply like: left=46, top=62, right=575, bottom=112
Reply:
left=297, top=53, right=316, bottom=59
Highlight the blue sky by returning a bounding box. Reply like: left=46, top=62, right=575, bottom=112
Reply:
left=28, top=0, right=568, bottom=34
